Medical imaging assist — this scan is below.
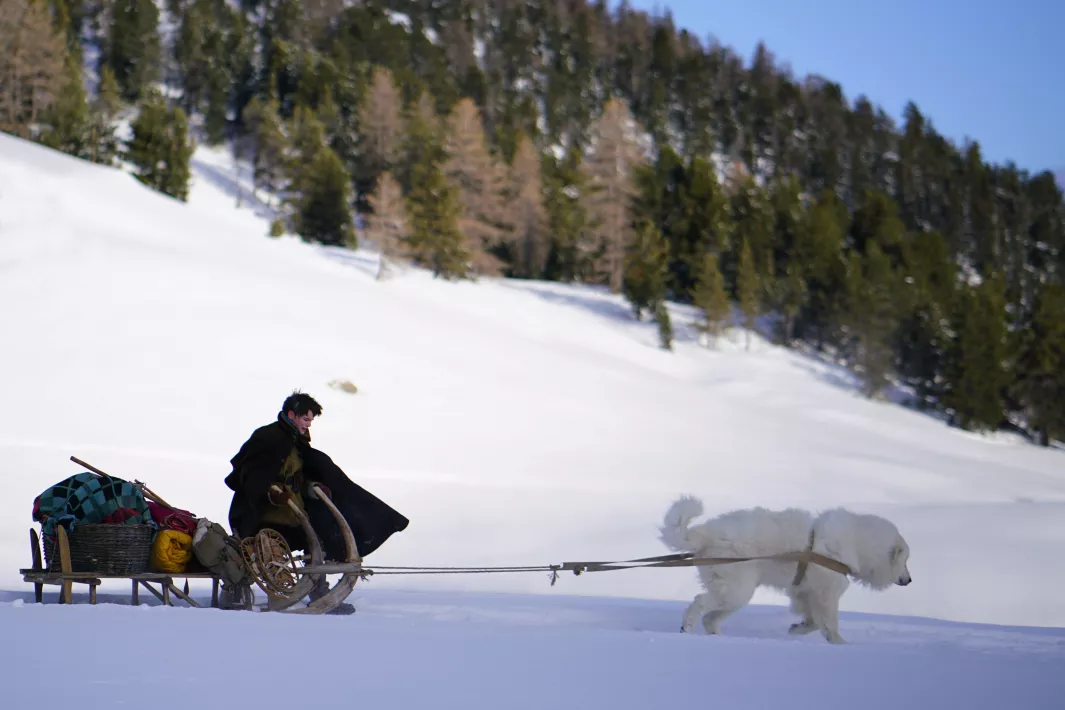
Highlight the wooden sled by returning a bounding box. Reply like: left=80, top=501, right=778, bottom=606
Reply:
left=21, top=483, right=363, bottom=615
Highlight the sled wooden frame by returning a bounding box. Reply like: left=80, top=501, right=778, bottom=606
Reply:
left=21, top=482, right=364, bottom=615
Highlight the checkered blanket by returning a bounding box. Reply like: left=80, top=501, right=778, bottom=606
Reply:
left=32, top=472, right=157, bottom=543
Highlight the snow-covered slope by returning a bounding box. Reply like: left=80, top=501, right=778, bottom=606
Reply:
left=1, top=132, right=1064, bottom=709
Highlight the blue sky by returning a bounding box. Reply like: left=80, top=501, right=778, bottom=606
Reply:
left=616, top=0, right=1064, bottom=176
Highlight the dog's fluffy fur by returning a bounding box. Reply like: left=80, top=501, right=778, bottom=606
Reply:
left=660, top=496, right=911, bottom=643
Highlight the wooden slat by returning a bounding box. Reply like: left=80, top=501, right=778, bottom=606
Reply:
left=57, top=526, right=72, bottom=604
left=19, top=570, right=221, bottom=580
left=22, top=575, right=102, bottom=586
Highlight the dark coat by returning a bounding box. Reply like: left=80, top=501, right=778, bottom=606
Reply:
left=225, top=413, right=409, bottom=558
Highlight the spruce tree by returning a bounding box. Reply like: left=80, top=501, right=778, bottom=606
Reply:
left=126, top=92, right=193, bottom=201
left=542, top=146, right=590, bottom=283
left=102, top=0, right=161, bottom=102
left=162, top=107, right=194, bottom=202
left=847, top=242, right=900, bottom=398
left=691, top=251, right=731, bottom=347
left=405, top=157, right=467, bottom=279
left=399, top=89, right=468, bottom=279
left=89, top=66, right=122, bottom=166
left=1012, top=282, right=1065, bottom=445
left=240, top=96, right=287, bottom=199
left=655, top=300, right=674, bottom=351
left=897, top=230, right=956, bottom=408
left=297, top=145, right=354, bottom=246
left=622, top=220, right=669, bottom=321
left=736, top=236, right=760, bottom=351
left=943, top=274, right=1010, bottom=432
left=38, top=55, right=92, bottom=159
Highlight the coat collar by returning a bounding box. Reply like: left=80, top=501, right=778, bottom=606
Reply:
left=277, top=411, right=312, bottom=445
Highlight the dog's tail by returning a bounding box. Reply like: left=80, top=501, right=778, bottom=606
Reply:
left=659, top=495, right=705, bottom=552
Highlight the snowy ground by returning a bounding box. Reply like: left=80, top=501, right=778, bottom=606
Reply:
left=1, top=132, right=1064, bottom=708
left=2, top=585, right=1063, bottom=709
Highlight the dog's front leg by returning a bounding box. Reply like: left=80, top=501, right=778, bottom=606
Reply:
left=805, top=591, right=846, bottom=644
left=817, top=596, right=846, bottom=644
left=681, top=594, right=712, bottom=633
left=787, top=593, right=817, bottom=635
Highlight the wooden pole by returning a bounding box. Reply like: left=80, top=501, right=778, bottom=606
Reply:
left=69, top=456, right=174, bottom=508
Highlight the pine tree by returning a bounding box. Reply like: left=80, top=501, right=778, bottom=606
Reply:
left=161, top=106, right=194, bottom=201
left=736, top=236, right=760, bottom=351
left=691, top=251, right=731, bottom=347
left=38, top=54, right=92, bottom=159
left=622, top=220, right=669, bottom=321
left=542, top=146, right=590, bottom=283
left=88, top=66, right=122, bottom=166
left=943, top=274, right=1010, bottom=432
left=296, top=145, right=354, bottom=246
left=897, top=230, right=956, bottom=408
left=728, top=176, right=774, bottom=294
left=405, top=157, right=467, bottom=279
left=101, top=0, right=161, bottom=102
left=1012, top=281, right=1065, bottom=446
left=671, top=156, right=730, bottom=298
left=774, top=260, right=808, bottom=346
left=126, top=91, right=193, bottom=201
left=846, top=241, right=900, bottom=398
left=402, top=93, right=467, bottom=279
left=795, top=189, right=849, bottom=349
left=240, top=96, right=287, bottom=200
left=655, top=300, right=674, bottom=351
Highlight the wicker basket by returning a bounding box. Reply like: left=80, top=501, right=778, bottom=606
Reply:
left=44, top=524, right=154, bottom=575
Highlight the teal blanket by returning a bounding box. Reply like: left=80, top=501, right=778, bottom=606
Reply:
left=32, top=472, right=157, bottom=543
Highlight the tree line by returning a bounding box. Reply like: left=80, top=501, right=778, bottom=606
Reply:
left=2, top=0, right=1063, bottom=446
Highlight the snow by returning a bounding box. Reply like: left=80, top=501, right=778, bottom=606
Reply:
left=1, top=131, right=1064, bottom=707
left=1, top=587, right=1062, bottom=709
left=385, top=9, right=412, bottom=31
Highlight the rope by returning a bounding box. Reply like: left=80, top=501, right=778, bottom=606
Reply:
left=351, top=550, right=852, bottom=587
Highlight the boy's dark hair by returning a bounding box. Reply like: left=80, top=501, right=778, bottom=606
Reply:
left=282, top=390, right=323, bottom=418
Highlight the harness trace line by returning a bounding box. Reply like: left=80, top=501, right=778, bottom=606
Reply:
left=340, top=549, right=852, bottom=587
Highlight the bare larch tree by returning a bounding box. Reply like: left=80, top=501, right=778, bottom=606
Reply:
left=581, top=97, right=645, bottom=292
left=443, top=97, right=508, bottom=277
left=365, top=171, right=410, bottom=280
left=505, top=133, right=549, bottom=279
left=0, top=0, right=65, bottom=139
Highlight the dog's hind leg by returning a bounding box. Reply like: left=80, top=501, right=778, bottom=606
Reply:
left=687, top=570, right=758, bottom=635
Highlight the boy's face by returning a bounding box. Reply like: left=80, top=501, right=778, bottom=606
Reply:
left=287, top=410, right=316, bottom=435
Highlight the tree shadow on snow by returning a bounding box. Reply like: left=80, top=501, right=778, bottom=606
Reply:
left=190, top=154, right=279, bottom=223
left=498, top=280, right=652, bottom=326
left=315, top=245, right=382, bottom=279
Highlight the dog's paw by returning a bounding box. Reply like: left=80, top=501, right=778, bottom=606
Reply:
left=788, top=621, right=817, bottom=636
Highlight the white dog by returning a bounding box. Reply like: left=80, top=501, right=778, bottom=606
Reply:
left=660, top=495, right=911, bottom=643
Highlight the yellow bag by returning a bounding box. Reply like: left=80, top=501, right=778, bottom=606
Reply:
left=151, top=529, right=194, bottom=573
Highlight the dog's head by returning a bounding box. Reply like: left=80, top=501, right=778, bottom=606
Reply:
left=890, top=535, right=912, bottom=587
left=847, top=514, right=913, bottom=590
